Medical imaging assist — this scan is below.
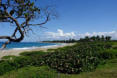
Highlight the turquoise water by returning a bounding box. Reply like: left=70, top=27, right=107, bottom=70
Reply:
left=0, top=42, right=58, bottom=49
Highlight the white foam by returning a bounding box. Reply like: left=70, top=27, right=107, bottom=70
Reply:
left=10, top=43, right=65, bottom=50
left=11, top=46, right=38, bottom=50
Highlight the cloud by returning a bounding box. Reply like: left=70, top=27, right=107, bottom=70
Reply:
left=45, top=29, right=117, bottom=40
left=78, top=31, right=117, bottom=39
left=46, top=29, right=76, bottom=40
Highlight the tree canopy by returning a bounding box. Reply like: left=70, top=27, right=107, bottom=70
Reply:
left=0, top=0, right=56, bottom=48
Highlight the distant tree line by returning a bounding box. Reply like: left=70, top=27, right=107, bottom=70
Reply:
left=79, top=35, right=111, bottom=42
left=42, top=35, right=112, bottom=43
left=42, top=39, right=77, bottom=43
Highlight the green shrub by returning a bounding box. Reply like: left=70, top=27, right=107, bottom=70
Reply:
left=100, top=49, right=117, bottom=59
left=0, top=61, right=16, bottom=75
left=0, top=42, right=114, bottom=75
left=1, top=55, right=17, bottom=60
left=0, top=66, right=60, bottom=78
left=99, top=52, right=113, bottom=59
left=13, top=56, right=33, bottom=68
left=0, top=56, right=33, bottom=75
left=20, top=51, right=47, bottom=57
left=112, top=46, right=117, bottom=49
left=42, top=42, right=106, bottom=74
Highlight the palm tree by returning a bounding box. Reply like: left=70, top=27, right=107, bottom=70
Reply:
left=85, top=36, right=90, bottom=41
left=105, top=36, right=111, bottom=41
left=96, top=35, right=100, bottom=41
left=101, top=35, right=105, bottom=41
left=90, top=36, right=96, bottom=41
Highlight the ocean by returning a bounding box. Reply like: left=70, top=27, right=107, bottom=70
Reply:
left=0, top=42, right=59, bottom=50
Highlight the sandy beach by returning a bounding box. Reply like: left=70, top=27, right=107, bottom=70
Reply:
left=0, top=43, right=75, bottom=59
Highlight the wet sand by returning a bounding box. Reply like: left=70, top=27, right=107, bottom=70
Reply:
left=0, top=43, right=75, bottom=59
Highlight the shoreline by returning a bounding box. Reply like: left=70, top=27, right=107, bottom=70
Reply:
left=0, top=43, right=75, bottom=59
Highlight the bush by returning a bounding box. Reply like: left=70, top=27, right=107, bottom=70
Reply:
left=0, top=51, right=48, bottom=75
left=20, top=51, right=47, bottom=56
left=99, top=52, right=113, bottom=59
left=0, top=42, right=114, bottom=75
left=0, top=56, right=33, bottom=75
left=100, top=49, right=117, bottom=59
left=42, top=42, right=105, bottom=74
left=0, top=61, right=16, bottom=75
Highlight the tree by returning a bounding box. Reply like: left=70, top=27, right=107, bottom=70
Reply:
left=90, top=36, right=96, bottom=41
left=96, top=35, right=100, bottom=41
left=101, top=35, right=105, bottom=41
left=105, top=36, right=111, bottom=41
left=0, top=0, right=56, bottom=49
left=85, top=36, right=90, bottom=41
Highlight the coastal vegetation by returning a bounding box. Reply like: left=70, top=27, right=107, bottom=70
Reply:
left=0, top=38, right=117, bottom=78
left=0, top=59, right=117, bottom=78
left=42, top=35, right=111, bottom=43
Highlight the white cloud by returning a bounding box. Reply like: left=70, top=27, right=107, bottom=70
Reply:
left=46, top=29, right=76, bottom=40
left=45, top=29, right=117, bottom=40
left=77, top=31, right=117, bottom=40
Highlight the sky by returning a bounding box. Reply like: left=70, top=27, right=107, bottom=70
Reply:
left=1, top=0, right=117, bottom=41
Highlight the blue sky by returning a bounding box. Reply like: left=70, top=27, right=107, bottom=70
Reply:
left=1, top=0, right=117, bottom=41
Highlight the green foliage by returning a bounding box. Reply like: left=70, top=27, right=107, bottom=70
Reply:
left=102, top=49, right=117, bottom=58
left=42, top=42, right=111, bottom=74
left=20, top=51, right=47, bottom=57
left=12, top=56, right=32, bottom=68
left=0, top=59, right=117, bottom=78
left=1, top=55, right=17, bottom=60
left=0, top=66, right=60, bottom=78
left=99, top=52, right=113, bottom=59
left=0, top=56, right=32, bottom=75
left=0, top=42, right=116, bottom=75
left=0, top=0, right=40, bottom=20
left=20, top=51, right=47, bottom=66
left=79, top=35, right=111, bottom=42
left=0, top=61, right=16, bottom=75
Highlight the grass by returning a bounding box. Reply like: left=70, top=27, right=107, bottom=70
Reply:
left=20, top=51, right=47, bottom=56
left=0, top=58, right=117, bottom=78
left=0, top=66, right=58, bottom=78
left=0, top=66, right=71, bottom=78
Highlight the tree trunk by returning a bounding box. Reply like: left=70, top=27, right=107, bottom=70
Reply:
left=1, top=40, right=10, bottom=49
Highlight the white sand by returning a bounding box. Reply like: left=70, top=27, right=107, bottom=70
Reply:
left=0, top=43, right=75, bottom=59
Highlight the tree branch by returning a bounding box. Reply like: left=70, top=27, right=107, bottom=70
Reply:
left=5, top=11, right=24, bottom=42
left=0, top=36, right=11, bottom=40
left=0, top=9, right=25, bottom=49
left=28, top=15, right=49, bottom=26
left=0, top=0, right=56, bottom=49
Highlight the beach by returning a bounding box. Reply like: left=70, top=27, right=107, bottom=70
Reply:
left=0, top=43, right=75, bottom=59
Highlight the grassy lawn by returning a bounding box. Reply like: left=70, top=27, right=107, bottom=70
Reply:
left=0, top=58, right=117, bottom=78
